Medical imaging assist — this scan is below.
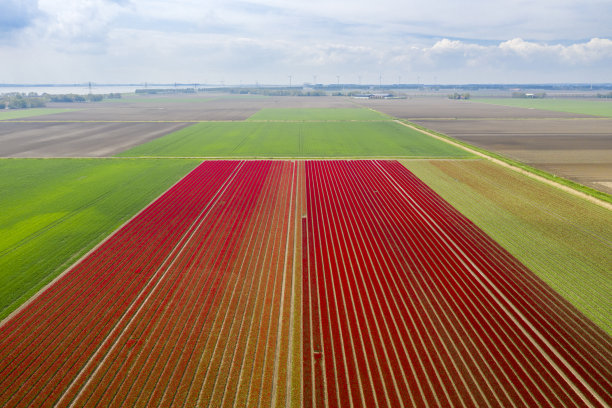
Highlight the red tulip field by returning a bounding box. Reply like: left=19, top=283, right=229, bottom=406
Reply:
left=0, top=160, right=610, bottom=407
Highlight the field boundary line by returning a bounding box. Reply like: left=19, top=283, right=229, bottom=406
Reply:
left=271, top=162, right=296, bottom=408
left=0, top=160, right=202, bottom=329
left=286, top=161, right=303, bottom=408
left=116, top=156, right=475, bottom=160
left=0, top=156, right=479, bottom=160
left=394, top=120, right=612, bottom=211
left=402, top=117, right=609, bottom=121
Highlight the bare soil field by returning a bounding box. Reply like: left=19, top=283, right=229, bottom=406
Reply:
left=0, top=122, right=190, bottom=157
left=414, top=118, right=612, bottom=194
left=0, top=96, right=362, bottom=157
left=16, top=96, right=359, bottom=122
left=357, top=97, right=593, bottom=119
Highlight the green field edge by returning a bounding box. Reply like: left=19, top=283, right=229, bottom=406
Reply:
left=116, top=155, right=476, bottom=160
left=471, top=98, right=612, bottom=118
left=404, top=120, right=612, bottom=205
left=0, top=108, right=79, bottom=121
left=0, top=158, right=201, bottom=321
left=402, top=159, right=612, bottom=335
left=1, top=119, right=395, bottom=124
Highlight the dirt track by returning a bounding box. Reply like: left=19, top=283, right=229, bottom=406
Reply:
left=355, top=97, right=612, bottom=195
left=413, top=118, right=612, bottom=194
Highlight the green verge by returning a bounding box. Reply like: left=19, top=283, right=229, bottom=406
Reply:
left=0, top=158, right=200, bottom=320
left=472, top=98, right=612, bottom=117
left=247, top=108, right=391, bottom=121
left=406, top=121, right=612, bottom=204
left=0, top=108, right=76, bottom=120
left=117, top=121, right=471, bottom=158
left=404, top=159, right=612, bottom=334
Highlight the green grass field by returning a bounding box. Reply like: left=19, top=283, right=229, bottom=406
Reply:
left=0, top=108, right=76, bottom=120
left=473, top=98, right=612, bottom=117
left=404, top=159, right=612, bottom=334
left=247, top=108, right=390, bottom=121
left=117, top=121, right=471, bottom=158
left=0, top=158, right=199, bottom=320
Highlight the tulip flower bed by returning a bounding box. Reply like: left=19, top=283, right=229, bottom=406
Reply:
left=1, top=160, right=610, bottom=408
left=302, top=160, right=612, bottom=408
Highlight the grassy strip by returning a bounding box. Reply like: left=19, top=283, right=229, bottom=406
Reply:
left=117, top=121, right=471, bottom=158
left=0, top=158, right=200, bottom=320
left=0, top=108, right=76, bottom=120
left=406, top=120, right=612, bottom=204
left=247, top=108, right=391, bottom=121
left=404, top=159, right=612, bottom=334
left=472, top=98, right=612, bottom=117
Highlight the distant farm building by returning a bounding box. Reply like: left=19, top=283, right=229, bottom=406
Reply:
left=352, top=93, right=394, bottom=99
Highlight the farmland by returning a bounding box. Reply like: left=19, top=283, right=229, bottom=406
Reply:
left=0, top=94, right=611, bottom=407
left=0, top=109, right=76, bottom=121
left=404, top=159, right=612, bottom=333
left=474, top=98, right=612, bottom=117
left=0, top=122, right=191, bottom=157
left=356, top=97, right=612, bottom=195
left=0, top=161, right=303, bottom=407
left=410, top=117, right=612, bottom=194
left=1, top=160, right=610, bottom=408
left=303, top=160, right=611, bottom=407
left=247, top=107, right=390, bottom=121
left=0, top=158, right=199, bottom=320
left=117, top=121, right=471, bottom=158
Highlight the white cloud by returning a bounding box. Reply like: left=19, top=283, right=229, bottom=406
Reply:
left=21, top=0, right=129, bottom=52
left=1, top=0, right=610, bottom=83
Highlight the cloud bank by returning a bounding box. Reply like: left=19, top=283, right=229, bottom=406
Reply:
left=0, top=0, right=610, bottom=84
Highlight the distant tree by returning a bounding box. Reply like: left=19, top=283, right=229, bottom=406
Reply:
left=8, top=95, right=27, bottom=109
left=86, top=94, right=103, bottom=102
left=28, top=98, right=46, bottom=108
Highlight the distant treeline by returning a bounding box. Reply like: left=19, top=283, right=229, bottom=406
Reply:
left=48, top=93, right=122, bottom=102
left=226, top=88, right=327, bottom=96
left=135, top=88, right=196, bottom=94
left=0, top=92, right=122, bottom=109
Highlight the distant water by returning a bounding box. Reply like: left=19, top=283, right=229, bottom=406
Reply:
left=0, top=85, right=199, bottom=96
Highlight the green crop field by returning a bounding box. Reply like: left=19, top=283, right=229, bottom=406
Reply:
left=404, top=159, right=612, bottom=334
left=0, top=158, right=199, bottom=320
left=473, top=98, right=612, bottom=117
left=0, top=108, right=76, bottom=120
left=247, top=107, right=390, bottom=121
left=117, top=121, right=471, bottom=158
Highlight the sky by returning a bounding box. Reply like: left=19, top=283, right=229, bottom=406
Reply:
left=0, top=0, right=611, bottom=85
